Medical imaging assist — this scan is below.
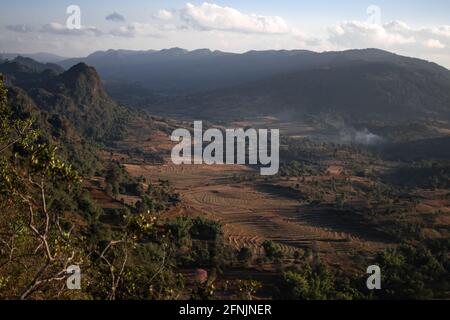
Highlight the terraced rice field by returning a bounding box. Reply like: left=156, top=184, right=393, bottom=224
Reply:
left=118, top=119, right=393, bottom=265
left=124, top=160, right=388, bottom=263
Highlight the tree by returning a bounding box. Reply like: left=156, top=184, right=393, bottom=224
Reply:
left=262, top=240, right=283, bottom=261
left=281, top=263, right=342, bottom=300
left=237, top=247, right=253, bottom=266
left=374, top=242, right=449, bottom=299
left=0, top=75, right=84, bottom=299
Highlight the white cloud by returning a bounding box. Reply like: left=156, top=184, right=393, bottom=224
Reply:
left=384, top=20, right=412, bottom=34
left=329, top=20, right=450, bottom=52
left=424, top=39, right=446, bottom=49
left=429, top=26, right=450, bottom=38
left=41, top=22, right=102, bottom=36
left=180, top=2, right=290, bottom=34
left=329, top=20, right=416, bottom=48
left=327, top=19, right=450, bottom=67
left=110, top=22, right=164, bottom=38
left=156, top=9, right=174, bottom=20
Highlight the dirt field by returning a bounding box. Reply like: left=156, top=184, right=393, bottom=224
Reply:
left=112, top=118, right=448, bottom=269
left=123, top=159, right=388, bottom=266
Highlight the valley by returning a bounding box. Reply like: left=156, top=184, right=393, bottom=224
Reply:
left=1, top=50, right=449, bottom=300
left=102, top=116, right=450, bottom=276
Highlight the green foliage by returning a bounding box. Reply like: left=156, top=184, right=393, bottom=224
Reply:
left=374, top=240, right=449, bottom=299
left=236, top=280, right=262, bottom=300
left=190, top=217, right=223, bottom=241
left=103, top=162, right=180, bottom=214
left=279, top=160, right=317, bottom=177
left=0, top=73, right=235, bottom=300
left=0, top=75, right=87, bottom=299
left=237, top=247, right=253, bottom=265
left=164, top=217, right=228, bottom=269
left=262, top=240, right=284, bottom=261
left=190, top=283, right=216, bottom=300
left=280, top=262, right=364, bottom=300
left=281, top=264, right=335, bottom=300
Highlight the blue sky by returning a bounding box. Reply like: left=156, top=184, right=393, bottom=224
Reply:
left=2, top=0, right=448, bottom=26
left=1, top=1, right=449, bottom=67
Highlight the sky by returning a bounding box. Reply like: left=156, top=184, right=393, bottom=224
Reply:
left=1, top=0, right=450, bottom=67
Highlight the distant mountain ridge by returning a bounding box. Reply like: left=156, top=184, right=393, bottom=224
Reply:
left=7, top=48, right=450, bottom=127
left=0, top=52, right=67, bottom=63
left=3, top=56, right=63, bottom=73
left=0, top=56, right=64, bottom=89
left=58, top=48, right=450, bottom=124
left=58, top=47, right=450, bottom=123
left=154, top=59, right=450, bottom=122
left=59, top=48, right=449, bottom=97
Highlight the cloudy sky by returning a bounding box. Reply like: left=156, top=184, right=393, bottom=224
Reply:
left=1, top=0, right=450, bottom=67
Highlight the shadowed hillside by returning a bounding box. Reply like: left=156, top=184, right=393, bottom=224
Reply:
left=152, top=60, right=450, bottom=122
left=59, top=48, right=450, bottom=124
left=1, top=58, right=128, bottom=143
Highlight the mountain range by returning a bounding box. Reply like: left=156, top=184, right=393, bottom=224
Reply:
left=0, top=52, right=67, bottom=63
left=58, top=48, right=450, bottom=123
left=3, top=47, right=450, bottom=131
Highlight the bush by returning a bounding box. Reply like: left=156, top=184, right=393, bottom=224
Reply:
left=262, top=240, right=284, bottom=261
left=237, top=247, right=253, bottom=265
left=374, top=241, right=449, bottom=299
